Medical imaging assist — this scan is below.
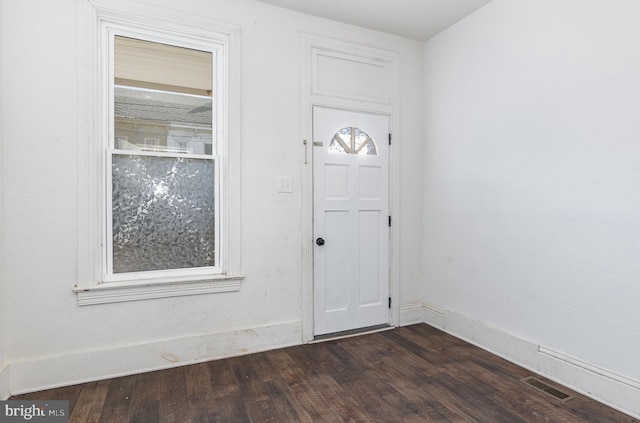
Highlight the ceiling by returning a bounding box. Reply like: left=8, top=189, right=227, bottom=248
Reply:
left=255, top=0, right=493, bottom=42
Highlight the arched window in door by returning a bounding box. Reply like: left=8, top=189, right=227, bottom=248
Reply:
left=328, top=127, right=378, bottom=155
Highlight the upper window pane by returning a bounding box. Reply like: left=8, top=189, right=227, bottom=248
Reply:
left=113, top=36, right=213, bottom=155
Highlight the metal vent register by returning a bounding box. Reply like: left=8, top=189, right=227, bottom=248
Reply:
left=520, top=376, right=575, bottom=402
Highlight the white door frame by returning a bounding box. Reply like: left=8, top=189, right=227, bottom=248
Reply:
left=300, top=34, right=401, bottom=342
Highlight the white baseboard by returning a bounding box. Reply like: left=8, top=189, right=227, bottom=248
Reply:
left=8, top=320, right=302, bottom=396
left=399, top=302, right=427, bottom=326
left=421, top=303, right=640, bottom=420
left=0, top=364, right=10, bottom=400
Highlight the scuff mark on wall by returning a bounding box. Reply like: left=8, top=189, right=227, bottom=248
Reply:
left=161, top=353, right=180, bottom=363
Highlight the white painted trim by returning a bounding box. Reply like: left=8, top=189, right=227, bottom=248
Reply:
left=538, top=346, right=640, bottom=391
left=300, top=35, right=314, bottom=342
left=73, top=275, right=244, bottom=306
left=300, top=34, right=400, bottom=342
left=420, top=303, right=640, bottom=420
left=311, top=49, right=392, bottom=104
left=7, top=320, right=301, bottom=396
left=386, top=52, right=401, bottom=328
left=0, top=365, right=9, bottom=400
left=399, top=302, right=426, bottom=326
left=77, top=0, right=102, bottom=293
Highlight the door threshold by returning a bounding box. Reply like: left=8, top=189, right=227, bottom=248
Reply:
left=310, top=324, right=394, bottom=343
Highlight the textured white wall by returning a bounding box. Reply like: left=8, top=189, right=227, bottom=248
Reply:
left=1, top=0, right=423, bottom=391
left=424, top=0, right=640, bottom=383
left=0, top=0, right=5, bottom=374
left=397, top=48, right=425, bottom=307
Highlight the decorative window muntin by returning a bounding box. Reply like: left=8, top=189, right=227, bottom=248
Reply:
left=328, top=127, right=378, bottom=155
left=104, top=27, right=223, bottom=281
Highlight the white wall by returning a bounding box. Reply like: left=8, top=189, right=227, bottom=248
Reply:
left=423, top=0, right=640, bottom=416
left=0, top=0, right=8, bottom=399
left=0, top=0, right=423, bottom=393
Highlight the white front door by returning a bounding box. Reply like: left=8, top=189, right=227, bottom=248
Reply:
left=313, top=106, right=390, bottom=336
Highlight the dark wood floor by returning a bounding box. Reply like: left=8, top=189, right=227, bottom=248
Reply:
left=12, top=324, right=638, bottom=422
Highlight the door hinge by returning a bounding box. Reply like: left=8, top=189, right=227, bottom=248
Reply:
left=388, top=297, right=392, bottom=309
left=388, top=133, right=392, bottom=145
left=388, top=216, right=392, bottom=227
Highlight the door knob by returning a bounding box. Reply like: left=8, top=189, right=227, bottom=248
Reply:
left=316, top=237, right=325, bottom=246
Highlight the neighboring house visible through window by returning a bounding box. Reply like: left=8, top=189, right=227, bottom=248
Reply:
left=74, top=4, right=242, bottom=305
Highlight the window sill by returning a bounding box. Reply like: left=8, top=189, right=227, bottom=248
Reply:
left=73, top=274, right=244, bottom=306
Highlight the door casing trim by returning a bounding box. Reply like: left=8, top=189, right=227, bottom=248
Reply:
left=300, top=34, right=401, bottom=343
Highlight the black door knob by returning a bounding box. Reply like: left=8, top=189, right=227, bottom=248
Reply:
left=316, top=237, right=325, bottom=246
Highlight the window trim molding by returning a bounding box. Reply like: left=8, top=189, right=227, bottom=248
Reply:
left=74, top=275, right=243, bottom=306
left=75, top=0, right=243, bottom=305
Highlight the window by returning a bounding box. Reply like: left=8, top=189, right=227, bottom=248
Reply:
left=328, top=127, right=378, bottom=155
left=74, top=5, right=242, bottom=305
left=107, top=34, right=220, bottom=280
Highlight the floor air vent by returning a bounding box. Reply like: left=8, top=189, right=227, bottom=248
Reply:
left=520, top=376, right=575, bottom=403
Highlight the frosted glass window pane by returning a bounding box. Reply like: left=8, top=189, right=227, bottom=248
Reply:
left=328, top=127, right=377, bottom=155
left=112, top=154, right=215, bottom=273
left=328, top=138, right=347, bottom=154
left=353, top=128, right=369, bottom=151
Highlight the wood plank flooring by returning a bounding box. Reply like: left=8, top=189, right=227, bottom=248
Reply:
left=11, top=324, right=638, bottom=422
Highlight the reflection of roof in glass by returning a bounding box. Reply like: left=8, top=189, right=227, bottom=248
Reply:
left=114, top=86, right=212, bottom=127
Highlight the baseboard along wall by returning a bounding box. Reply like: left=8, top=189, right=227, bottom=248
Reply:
left=0, top=365, right=9, bottom=400
left=6, top=320, right=301, bottom=397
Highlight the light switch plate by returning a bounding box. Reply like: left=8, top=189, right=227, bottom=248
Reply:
left=277, top=177, right=293, bottom=193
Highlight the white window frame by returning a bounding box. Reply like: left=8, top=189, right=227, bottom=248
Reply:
left=104, top=24, right=222, bottom=281
left=74, top=0, right=243, bottom=305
